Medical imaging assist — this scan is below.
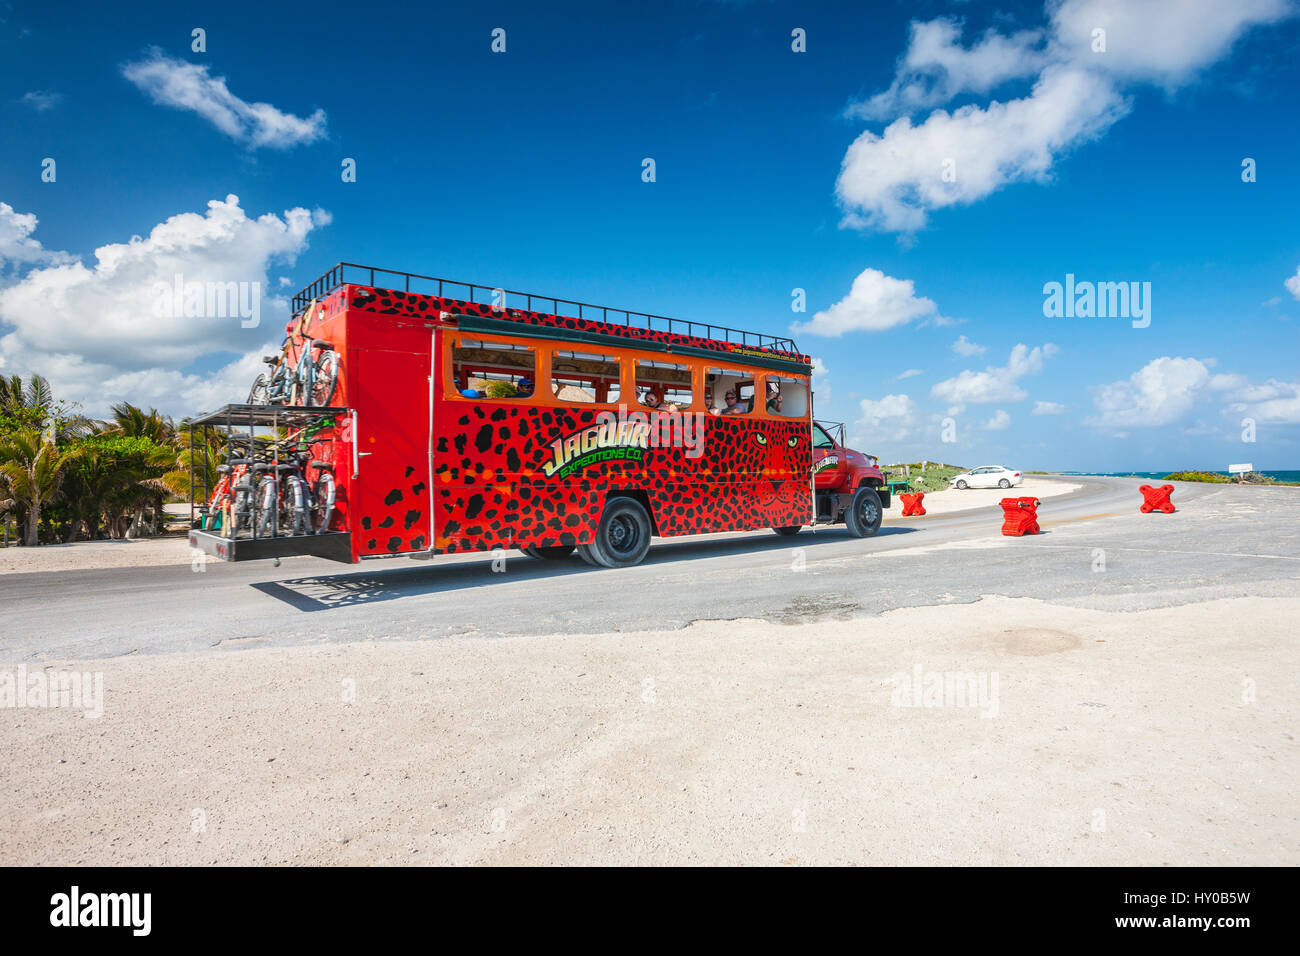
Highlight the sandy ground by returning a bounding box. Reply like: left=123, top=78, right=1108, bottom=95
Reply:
left=0, top=482, right=1078, bottom=575
left=0, top=536, right=191, bottom=576
left=1, top=592, right=1293, bottom=866
left=886, top=477, right=1079, bottom=517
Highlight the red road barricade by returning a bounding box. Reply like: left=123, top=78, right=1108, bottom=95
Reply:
left=899, top=491, right=926, bottom=516
left=1139, top=484, right=1175, bottom=514
left=1000, top=496, right=1041, bottom=536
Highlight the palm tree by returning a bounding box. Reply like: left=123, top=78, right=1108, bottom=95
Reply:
left=0, top=430, right=76, bottom=546
left=0, top=374, right=94, bottom=441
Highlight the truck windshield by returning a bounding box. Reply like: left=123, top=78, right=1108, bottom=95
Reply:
left=812, top=423, right=836, bottom=449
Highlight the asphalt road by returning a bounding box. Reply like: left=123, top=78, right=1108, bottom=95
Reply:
left=4, top=476, right=1298, bottom=662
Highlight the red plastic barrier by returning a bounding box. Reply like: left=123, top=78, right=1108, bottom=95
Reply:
left=899, top=491, right=926, bottom=516
left=1000, top=496, right=1041, bottom=536
left=1139, top=484, right=1175, bottom=514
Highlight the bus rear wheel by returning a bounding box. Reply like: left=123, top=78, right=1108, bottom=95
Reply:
left=578, top=498, right=652, bottom=568
left=845, top=486, right=883, bottom=538
left=773, top=526, right=802, bottom=536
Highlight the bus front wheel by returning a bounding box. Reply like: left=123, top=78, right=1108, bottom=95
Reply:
left=845, top=486, right=883, bottom=538
left=578, top=498, right=652, bottom=568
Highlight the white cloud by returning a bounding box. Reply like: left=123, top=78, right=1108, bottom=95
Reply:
left=0, top=203, right=75, bottom=271
left=839, top=0, right=1293, bottom=232
left=896, top=368, right=923, bottom=380
left=1228, top=380, right=1300, bottom=424
left=931, top=342, right=1059, bottom=405
left=951, top=334, right=985, bottom=356
left=811, top=356, right=831, bottom=403
left=1032, top=400, right=1067, bottom=415
left=847, top=18, right=1047, bottom=120
left=838, top=65, right=1128, bottom=232
left=0, top=195, right=327, bottom=417
left=1049, top=0, right=1293, bottom=87
left=1285, top=264, right=1300, bottom=301
left=792, top=268, right=948, bottom=336
left=20, top=90, right=63, bottom=111
left=122, top=50, right=327, bottom=150
left=856, top=393, right=917, bottom=442
left=1085, top=356, right=1211, bottom=428
left=982, top=409, right=1011, bottom=430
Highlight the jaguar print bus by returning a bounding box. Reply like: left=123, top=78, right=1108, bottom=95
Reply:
left=187, top=263, right=889, bottom=568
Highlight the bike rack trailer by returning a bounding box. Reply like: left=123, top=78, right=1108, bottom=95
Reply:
left=187, top=403, right=354, bottom=563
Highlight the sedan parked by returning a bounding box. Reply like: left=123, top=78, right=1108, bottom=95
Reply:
left=950, top=465, right=1023, bottom=489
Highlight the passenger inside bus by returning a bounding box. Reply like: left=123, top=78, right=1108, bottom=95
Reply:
left=515, top=376, right=534, bottom=398
left=720, top=390, right=747, bottom=415
left=765, top=380, right=782, bottom=414
left=453, top=375, right=484, bottom=399
left=642, top=390, right=682, bottom=414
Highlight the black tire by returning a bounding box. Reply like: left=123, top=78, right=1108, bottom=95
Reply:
left=773, top=526, right=802, bottom=536
left=248, top=373, right=269, bottom=405
left=311, top=473, right=336, bottom=534
left=310, top=351, right=339, bottom=407
left=845, top=485, right=883, bottom=538
left=998, top=478, right=1011, bottom=489
left=580, top=498, right=652, bottom=568
left=955, top=479, right=968, bottom=489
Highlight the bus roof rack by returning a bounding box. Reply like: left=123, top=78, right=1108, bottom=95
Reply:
left=293, top=262, right=802, bottom=356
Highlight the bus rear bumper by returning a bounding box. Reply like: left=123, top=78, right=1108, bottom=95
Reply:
left=188, top=529, right=355, bottom=563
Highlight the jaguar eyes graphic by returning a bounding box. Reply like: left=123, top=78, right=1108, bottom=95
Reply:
left=753, top=433, right=801, bottom=448
left=786, top=435, right=799, bottom=448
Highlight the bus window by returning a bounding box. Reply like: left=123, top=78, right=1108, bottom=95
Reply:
left=705, top=368, right=753, bottom=415
left=635, top=359, right=693, bottom=411
left=765, top=375, right=808, bottom=418
left=550, top=350, right=621, bottom=404
left=450, top=338, right=536, bottom=399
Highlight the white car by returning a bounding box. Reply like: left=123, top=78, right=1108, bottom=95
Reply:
left=950, top=465, right=1023, bottom=489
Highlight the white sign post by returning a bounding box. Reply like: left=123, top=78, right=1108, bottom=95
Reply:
left=1228, top=463, right=1253, bottom=483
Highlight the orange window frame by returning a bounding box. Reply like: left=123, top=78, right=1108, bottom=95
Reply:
left=443, top=331, right=546, bottom=404
left=547, top=346, right=627, bottom=408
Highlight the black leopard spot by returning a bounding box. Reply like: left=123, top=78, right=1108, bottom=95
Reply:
left=361, top=516, right=372, bottom=530
left=379, top=516, right=394, bottom=528
left=387, top=536, right=402, bottom=551
left=403, top=509, right=421, bottom=529
left=384, top=488, right=403, bottom=506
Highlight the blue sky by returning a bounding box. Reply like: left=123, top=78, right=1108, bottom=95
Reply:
left=2, top=0, right=1298, bottom=470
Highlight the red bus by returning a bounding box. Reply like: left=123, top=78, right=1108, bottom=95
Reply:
left=188, top=263, right=889, bottom=567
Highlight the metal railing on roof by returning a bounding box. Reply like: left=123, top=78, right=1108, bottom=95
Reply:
left=292, top=262, right=801, bottom=355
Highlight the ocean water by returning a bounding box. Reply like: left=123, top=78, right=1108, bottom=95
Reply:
left=1078, top=471, right=1300, bottom=482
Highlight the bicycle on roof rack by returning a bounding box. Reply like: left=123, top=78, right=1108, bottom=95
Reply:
left=248, top=300, right=340, bottom=408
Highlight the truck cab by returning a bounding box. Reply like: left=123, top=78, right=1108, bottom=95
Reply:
left=812, top=419, right=889, bottom=520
